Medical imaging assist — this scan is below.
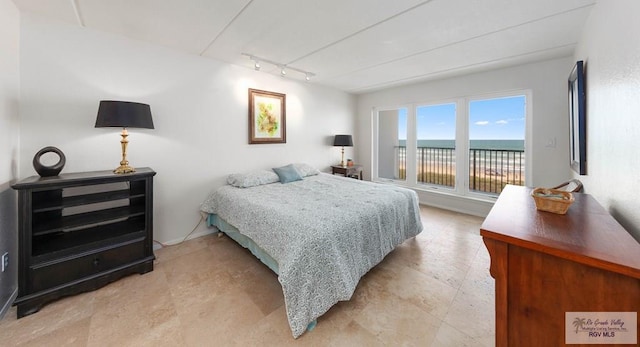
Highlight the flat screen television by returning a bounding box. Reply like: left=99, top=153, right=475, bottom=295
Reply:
left=568, top=60, right=586, bottom=175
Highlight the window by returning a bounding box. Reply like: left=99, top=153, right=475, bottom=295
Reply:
left=374, top=92, right=528, bottom=197
left=468, top=95, right=526, bottom=195
left=416, top=103, right=456, bottom=188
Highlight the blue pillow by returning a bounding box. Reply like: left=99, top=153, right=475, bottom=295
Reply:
left=272, top=164, right=303, bottom=184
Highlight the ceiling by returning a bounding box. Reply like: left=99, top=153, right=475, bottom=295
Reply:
left=12, top=0, right=596, bottom=94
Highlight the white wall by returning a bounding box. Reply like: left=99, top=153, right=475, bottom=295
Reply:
left=378, top=109, right=399, bottom=179
left=573, top=0, right=640, bottom=241
left=19, top=14, right=356, bottom=244
left=0, top=0, right=20, bottom=183
left=357, top=58, right=573, bottom=215
left=0, top=0, right=20, bottom=319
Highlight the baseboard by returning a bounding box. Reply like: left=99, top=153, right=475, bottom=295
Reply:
left=415, top=189, right=494, bottom=217
left=0, top=183, right=17, bottom=321
left=0, top=288, right=17, bottom=320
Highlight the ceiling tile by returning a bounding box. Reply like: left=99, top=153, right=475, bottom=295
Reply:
left=13, top=0, right=79, bottom=24
left=296, top=0, right=594, bottom=80
left=202, top=0, right=429, bottom=65
left=77, top=0, right=252, bottom=54
left=324, top=7, right=590, bottom=92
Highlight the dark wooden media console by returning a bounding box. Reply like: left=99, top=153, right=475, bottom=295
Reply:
left=12, top=168, right=156, bottom=318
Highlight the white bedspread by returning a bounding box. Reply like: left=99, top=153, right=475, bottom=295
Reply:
left=200, top=173, right=423, bottom=338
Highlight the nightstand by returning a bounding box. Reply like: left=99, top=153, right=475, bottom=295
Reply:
left=331, top=165, right=363, bottom=180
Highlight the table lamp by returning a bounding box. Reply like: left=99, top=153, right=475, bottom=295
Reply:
left=95, top=100, right=154, bottom=174
left=333, top=134, right=353, bottom=167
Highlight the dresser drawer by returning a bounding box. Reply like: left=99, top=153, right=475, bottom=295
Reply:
left=29, top=240, right=146, bottom=293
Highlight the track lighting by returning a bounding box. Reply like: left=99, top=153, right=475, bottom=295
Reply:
left=242, top=53, right=315, bottom=81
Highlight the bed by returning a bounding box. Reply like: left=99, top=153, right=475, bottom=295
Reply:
left=200, top=163, right=423, bottom=338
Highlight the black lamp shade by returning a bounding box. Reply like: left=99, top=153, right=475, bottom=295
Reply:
left=333, top=134, right=353, bottom=147
left=95, top=100, right=154, bottom=129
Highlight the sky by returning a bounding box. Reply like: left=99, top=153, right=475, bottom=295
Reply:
left=398, top=95, right=526, bottom=140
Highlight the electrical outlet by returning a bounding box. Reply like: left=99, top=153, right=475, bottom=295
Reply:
left=1, top=252, right=8, bottom=272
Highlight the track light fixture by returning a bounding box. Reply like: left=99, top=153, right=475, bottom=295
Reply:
left=242, top=53, right=315, bottom=81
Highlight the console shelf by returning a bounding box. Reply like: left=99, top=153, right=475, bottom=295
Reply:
left=12, top=167, right=156, bottom=318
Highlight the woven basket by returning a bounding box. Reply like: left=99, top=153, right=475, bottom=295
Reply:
left=531, top=188, right=575, bottom=214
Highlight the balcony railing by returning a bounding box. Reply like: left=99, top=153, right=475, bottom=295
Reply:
left=395, top=146, right=525, bottom=194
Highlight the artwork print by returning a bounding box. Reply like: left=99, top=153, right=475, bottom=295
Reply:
left=249, top=89, right=286, bottom=144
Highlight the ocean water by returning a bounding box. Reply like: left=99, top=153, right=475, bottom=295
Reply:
left=399, top=139, right=524, bottom=151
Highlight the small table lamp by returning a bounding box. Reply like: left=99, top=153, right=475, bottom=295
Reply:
left=95, top=100, right=154, bottom=174
left=333, top=134, right=353, bottom=167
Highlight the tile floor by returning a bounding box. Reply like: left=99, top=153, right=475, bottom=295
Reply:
left=0, top=205, right=495, bottom=346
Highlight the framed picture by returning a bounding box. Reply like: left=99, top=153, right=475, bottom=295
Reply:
left=568, top=60, right=586, bottom=175
left=248, top=88, right=286, bottom=144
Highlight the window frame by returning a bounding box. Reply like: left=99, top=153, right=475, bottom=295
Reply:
left=414, top=99, right=460, bottom=193
left=465, top=90, right=532, bottom=199
left=372, top=89, right=532, bottom=200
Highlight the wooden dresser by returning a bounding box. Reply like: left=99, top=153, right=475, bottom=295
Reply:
left=481, top=185, right=640, bottom=346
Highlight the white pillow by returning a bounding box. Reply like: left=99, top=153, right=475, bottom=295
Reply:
left=227, top=170, right=279, bottom=188
left=293, top=163, right=320, bottom=177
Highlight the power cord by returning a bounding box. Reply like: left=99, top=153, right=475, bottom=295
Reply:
left=153, top=213, right=205, bottom=248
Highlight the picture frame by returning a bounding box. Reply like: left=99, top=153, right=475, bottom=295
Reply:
left=248, top=88, right=286, bottom=144
left=568, top=60, right=586, bottom=175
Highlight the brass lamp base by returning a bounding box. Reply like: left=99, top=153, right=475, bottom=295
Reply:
left=114, top=164, right=135, bottom=174
left=113, top=127, right=136, bottom=175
